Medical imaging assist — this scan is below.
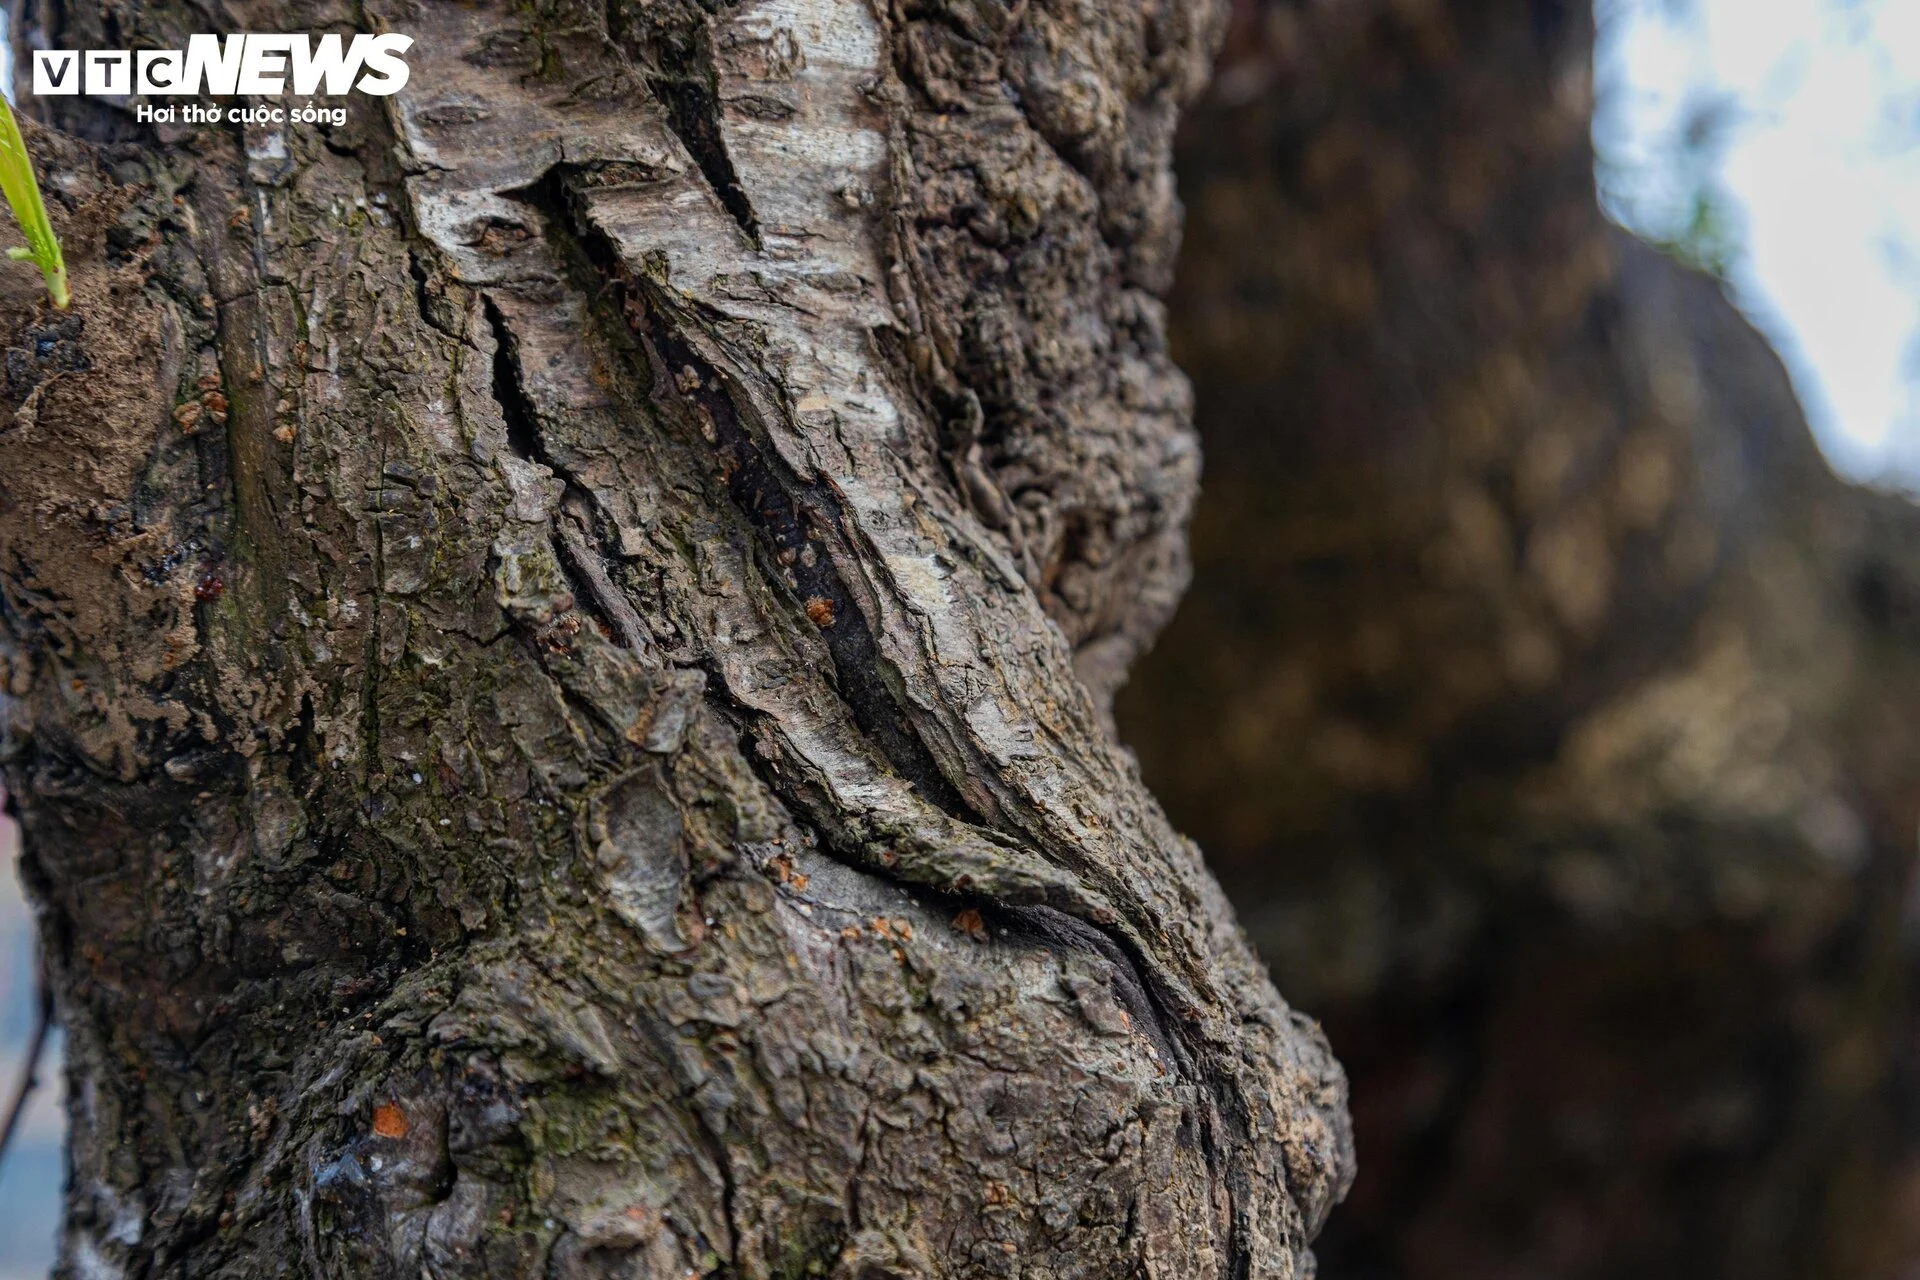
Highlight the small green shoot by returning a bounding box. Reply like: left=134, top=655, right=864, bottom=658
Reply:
left=0, top=96, right=68, bottom=309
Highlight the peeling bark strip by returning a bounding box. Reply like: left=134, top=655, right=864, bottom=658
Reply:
left=0, top=0, right=1348, bottom=1277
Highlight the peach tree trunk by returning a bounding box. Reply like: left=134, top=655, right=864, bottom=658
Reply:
left=1121, top=1, right=1920, bottom=1277
left=0, top=0, right=1350, bottom=1276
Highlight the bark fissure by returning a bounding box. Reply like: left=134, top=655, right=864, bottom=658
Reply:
left=648, top=72, right=762, bottom=248
left=482, top=293, right=652, bottom=659
left=517, top=165, right=976, bottom=822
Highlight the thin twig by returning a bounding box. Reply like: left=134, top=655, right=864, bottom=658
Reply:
left=0, top=943, right=51, bottom=1169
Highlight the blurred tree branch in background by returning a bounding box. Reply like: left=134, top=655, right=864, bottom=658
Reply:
left=1120, top=0, right=1920, bottom=1276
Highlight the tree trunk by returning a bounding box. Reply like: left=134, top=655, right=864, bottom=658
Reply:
left=1120, top=1, right=1920, bottom=1277
left=0, top=0, right=1351, bottom=1276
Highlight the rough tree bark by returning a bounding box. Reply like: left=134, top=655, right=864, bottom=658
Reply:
left=1120, top=2, right=1920, bottom=1278
left=0, top=0, right=1352, bottom=1275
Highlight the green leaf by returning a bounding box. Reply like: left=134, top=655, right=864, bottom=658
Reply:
left=0, top=97, right=69, bottom=309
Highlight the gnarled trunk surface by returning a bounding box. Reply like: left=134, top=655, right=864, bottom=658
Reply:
left=0, top=0, right=1351, bottom=1276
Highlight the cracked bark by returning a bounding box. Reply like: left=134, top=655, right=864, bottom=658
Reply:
left=0, top=0, right=1351, bottom=1276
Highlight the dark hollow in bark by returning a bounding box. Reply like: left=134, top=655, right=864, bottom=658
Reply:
left=0, top=0, right=1351, bottom=1276
left=1120, top=1, right=1920, bottom=1277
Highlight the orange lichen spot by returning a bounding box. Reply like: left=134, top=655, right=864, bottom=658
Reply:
left=952, top=908, right=987, bottom=940
left=804, top=596, right=835, bottom=627
left=870, top=917, right=895, bottom=939
left=840, top=925, right=863, bottom=941
left=372, top=1103, right=410, bottom=1139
